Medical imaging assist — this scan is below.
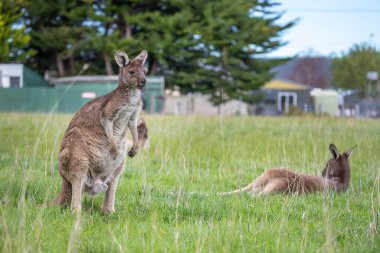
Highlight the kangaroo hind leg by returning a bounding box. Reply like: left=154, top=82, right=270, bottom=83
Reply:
left=53, top=177, right=72, bottom=207
left=261, top=179, right=289, bottom=195
left=68, top=155, right=89, bottom=213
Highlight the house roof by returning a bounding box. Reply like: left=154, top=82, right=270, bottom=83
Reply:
left=261, top=79, right=310, bottom=90
left=270, top=57, right=332, bottom=88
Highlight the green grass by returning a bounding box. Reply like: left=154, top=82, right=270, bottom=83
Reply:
left=0, top=113, right=379, bottom=252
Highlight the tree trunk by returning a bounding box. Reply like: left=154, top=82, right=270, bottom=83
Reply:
left=69, top=55, right=75, bottom=75
left=104, top=53, right=113, bottom=75
left=56, top=54, right=65, bottom=76
left=150, top=58, right=158, bottom=74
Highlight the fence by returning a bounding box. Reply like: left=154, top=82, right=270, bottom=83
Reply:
left=0, top=77, right=164, bottom=114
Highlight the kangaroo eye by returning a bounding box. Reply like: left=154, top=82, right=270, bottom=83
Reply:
left=128, top=71, right=135, bottom=75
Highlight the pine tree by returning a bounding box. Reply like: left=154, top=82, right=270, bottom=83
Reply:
left=172, top=0, right=294, bottom=104
left=21, top=0, right=91, bottom=76
left=126, top=0, right=294, bottom=104
left=18, top=0, right=294, bottom=102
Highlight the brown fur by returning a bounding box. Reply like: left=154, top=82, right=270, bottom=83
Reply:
left=136, top=118, right=149, bottom=149
left=53, top=50, right=148, bottom=213
left=221, top=144, right=357, bottom=196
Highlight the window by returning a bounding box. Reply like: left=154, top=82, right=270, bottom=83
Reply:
left=277, top=92, right=297, bottom=113
left=10, top=77, right=20, bottom=88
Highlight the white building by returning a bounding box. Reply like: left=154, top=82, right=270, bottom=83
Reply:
left=0, top=64, right=48, bottom=88
left=0, top=64, right=24, bottom=88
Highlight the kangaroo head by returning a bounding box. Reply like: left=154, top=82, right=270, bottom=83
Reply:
left=322, top=144, right=357, bottom=191
left=114, top=50, right=148, bottom=90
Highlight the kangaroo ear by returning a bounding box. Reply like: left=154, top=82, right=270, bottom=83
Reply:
left=134, top=50, right=148, bottom=65
left=114, top=50, right=129, bottom=67
left=329, top=144, right=339, bottom=160
left=344, top=145, right=357, bottom=158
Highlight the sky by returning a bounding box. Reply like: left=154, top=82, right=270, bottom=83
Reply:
left=267, top=0, right=380, bottom=57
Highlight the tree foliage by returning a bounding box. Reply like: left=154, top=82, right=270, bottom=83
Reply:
left=6, top=0, right=294, bottom=104
left=330, top=42, right=380, bottom=92
left=161, top=0, right=295, bottom=104
left=21, top=0, right=92, bottom=76
left=0, top=0, right=34, bottom=62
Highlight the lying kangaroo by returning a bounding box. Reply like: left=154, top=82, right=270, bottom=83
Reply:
left=220, top=144, right=357, bottom=195
left=54, top=50, right=148, bottom=213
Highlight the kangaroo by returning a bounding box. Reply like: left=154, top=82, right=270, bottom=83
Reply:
left=54, top=50, right=148, bottom=214
left=220, top=144, right=357, bottom=195
left=127, top=118, right=149, bottom=150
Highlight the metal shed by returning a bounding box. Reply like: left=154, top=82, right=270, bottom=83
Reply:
left=0, top=71, right=164, bottom=113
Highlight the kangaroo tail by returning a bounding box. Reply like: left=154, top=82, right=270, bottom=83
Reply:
left=187, top=182, right=255, bottom=196
left=218, top=183, right=254, bottom=196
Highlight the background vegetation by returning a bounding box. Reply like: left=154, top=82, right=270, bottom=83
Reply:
left=330, top=42, right=380, bottom=92
left=2, top=1, right=379, bottom=102
left=0, top=113, right=379, bottom=252
left=0, top=0, right=294, bottom=104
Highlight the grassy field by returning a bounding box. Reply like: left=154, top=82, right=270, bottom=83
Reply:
left=0, top=113, right=379, bottom=252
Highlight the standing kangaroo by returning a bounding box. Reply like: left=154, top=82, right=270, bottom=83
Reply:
left=54, top=50, right=148, bottom=214
left=221, top=144, right=357, bottom=195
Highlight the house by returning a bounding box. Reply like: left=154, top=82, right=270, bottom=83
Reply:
left=0, top=64, right=48, bottom=88
left=261, top=57, right=362, bottom=117
left=257, top=79, right=361, bottom=117
left=257, top=79, right=313, bottom=115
